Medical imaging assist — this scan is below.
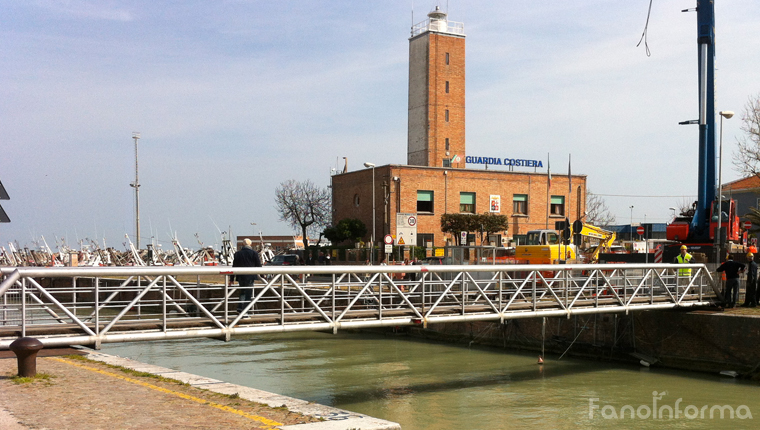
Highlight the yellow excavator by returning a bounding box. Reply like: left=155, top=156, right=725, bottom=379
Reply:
left=515, top=221, right=615, bottom=264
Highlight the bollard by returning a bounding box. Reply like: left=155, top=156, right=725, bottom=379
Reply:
left=9, top=337, right=44, bottom=378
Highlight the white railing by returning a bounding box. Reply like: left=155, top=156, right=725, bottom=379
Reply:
left=0, top=263, right=719, bottom=349
left=411, top=19, right=465, bottom=37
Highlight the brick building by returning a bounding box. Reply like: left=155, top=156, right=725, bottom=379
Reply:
left=331, top=8, right=586, bottom=248
left=723, top=175, right=760, bottom=225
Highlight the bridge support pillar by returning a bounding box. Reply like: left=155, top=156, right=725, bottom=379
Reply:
left=9, top=337, right=44, bottom=377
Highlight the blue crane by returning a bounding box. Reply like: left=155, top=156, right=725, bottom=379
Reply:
left=691, top=0, right=717, bottom=241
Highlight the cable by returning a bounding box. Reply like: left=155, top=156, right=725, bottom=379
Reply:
left=637, top=0, right=653, bottom=57
left=594, top=194, right=696, bottom=198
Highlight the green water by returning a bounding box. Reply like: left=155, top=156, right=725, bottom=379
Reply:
left=102, top=332, right=759, bottom=429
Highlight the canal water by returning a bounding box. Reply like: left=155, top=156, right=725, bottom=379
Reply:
left=102, top=332, right=759, bottom=429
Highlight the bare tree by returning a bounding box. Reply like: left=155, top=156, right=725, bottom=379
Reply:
left=674, top=197, right=695, bottom=218
left=733, top=93, right=760, bottom=178
left=275, top=179, right=331, bottom=250
left=585, top=190, right=616, bottom=227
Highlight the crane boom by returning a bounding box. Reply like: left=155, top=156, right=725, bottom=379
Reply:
left=692, top=0, right=716, bottom=240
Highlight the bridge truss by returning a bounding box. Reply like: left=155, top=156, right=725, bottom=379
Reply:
left=0, top=263, right=719, bottom=349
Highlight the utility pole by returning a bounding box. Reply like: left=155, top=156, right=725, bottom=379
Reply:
left=130, top=132, right=141, bottom=250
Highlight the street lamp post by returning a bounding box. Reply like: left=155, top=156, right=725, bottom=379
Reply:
left=629, top=205, right=634, bottom=241
left=715, top=110, right=735, bottom=264
left=130, top=132, right=141, bottom=250
left=364, top=162, right=376, bottom=263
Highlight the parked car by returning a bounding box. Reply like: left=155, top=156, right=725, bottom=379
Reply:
left=267, top=254, right=300, bottom=266
left=420, top=256, right=453, bottom=265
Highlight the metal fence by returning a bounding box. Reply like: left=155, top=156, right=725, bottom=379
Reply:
left=0, top=263, right=719, bottom=349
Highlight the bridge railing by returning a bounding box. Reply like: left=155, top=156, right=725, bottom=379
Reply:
left=0, top=263, right=719, bottom=349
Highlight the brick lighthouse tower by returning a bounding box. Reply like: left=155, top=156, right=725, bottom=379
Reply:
left=407, top=6, right=466, bottom=168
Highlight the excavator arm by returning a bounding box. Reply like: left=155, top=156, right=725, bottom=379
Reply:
left=572, top=221, right=616, bottom=263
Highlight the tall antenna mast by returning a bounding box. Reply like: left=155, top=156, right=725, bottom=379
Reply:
left=130, top=132, right=141, bottom=250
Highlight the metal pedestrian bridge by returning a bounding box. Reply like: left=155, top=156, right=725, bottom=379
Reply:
left=0, top=263, right=720, bottom=349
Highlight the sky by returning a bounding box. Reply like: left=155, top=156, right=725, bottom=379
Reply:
left=2, top=0, right=760, bottom=251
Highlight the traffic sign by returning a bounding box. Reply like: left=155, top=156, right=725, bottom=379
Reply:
left=384, top=234, right=393, bottom=245
left=744, top=221, right=752, bottom=230
left=396, top=213, right=417, bottom=246
left=636, top=226, right=644, bottom=235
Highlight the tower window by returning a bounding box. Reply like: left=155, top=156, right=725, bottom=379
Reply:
left=445, top=81, right=449, bottom=93
left=446, top=52, right=450, bottom=65
left=445, top=138, right=450, bottom=150
left=445, top=109, right=449, bottom=122
left=443, top=158, right=451, bottom=168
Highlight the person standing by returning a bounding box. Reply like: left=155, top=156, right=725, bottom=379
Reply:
left=717, top=254, right=746, bottom=308
left=742, top=253, right=758, bottom=307
left=673, top=245, right=693, bottom=286
left=232, top=238, right=262, bottom=314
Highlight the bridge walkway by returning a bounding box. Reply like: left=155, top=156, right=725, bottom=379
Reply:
left=0, top=263, right=719, bottom=349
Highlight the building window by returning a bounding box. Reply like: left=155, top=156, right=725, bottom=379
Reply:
left=418, top=233, right=434, bottom=248
left=442, top=158, right=451, bottom=168
left=445, top=138, right=450, bottom=150
left=417, top=190, right=434, bottom=213
left=445, top=81, right=450, bottom=93
left=550, top=196, right=565, bottom=216
left=445, top=109, right=449, bottom=122
left=353, top=194, right=360, bottom=207
left=460, top=192, right=475, bottom=214
left=445, top=52, right=450, bottom=65
left=513, top=194, right=527, bottom=215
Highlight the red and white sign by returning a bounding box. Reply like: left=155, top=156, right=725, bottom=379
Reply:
left=654, top=245, right=663, bottom=263
left=744, top=221, right=752, bottom=230
left=636, top=226, right=644, bottom=235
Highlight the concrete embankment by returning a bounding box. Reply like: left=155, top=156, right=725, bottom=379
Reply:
left=0, top=348, right=400, bottom=430
left=401, top=308, right=760, bottom=376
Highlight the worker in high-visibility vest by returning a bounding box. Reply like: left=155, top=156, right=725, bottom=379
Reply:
left=674, top=245, right=693, bottom=282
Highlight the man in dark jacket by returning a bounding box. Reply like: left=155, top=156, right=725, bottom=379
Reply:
left=232, top=238, right=262, bottom=314
left=717, top=254, right=745, bottom=308
left=742, top=253, right=758, bottom=307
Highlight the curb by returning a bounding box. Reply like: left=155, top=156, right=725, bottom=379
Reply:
left=82, top=350, right=401, bottom=430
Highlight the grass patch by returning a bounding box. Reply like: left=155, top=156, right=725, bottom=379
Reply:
left=62, top=354, right=190, bottom=386
left=11, top=372, right=55, bottom=385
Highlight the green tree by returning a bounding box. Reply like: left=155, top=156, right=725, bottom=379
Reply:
left=323, top=218, right=368, bottom=245
left=440, top=213, right=473, bottom=245
left=477, top=213, right=509, bottom=244
left=441, top=213, right=508, bottom=245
